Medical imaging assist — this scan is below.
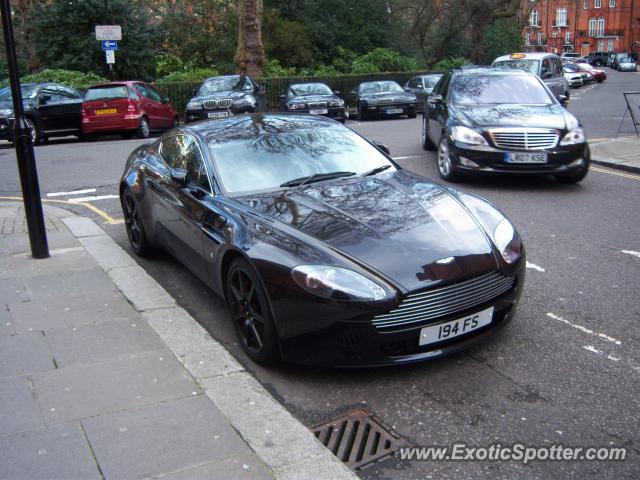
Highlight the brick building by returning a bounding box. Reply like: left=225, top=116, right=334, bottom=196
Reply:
left=522, top=0, right=640, bottom=57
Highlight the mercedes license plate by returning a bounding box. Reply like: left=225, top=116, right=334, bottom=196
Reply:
left=504, top=152, right=548, bottom=163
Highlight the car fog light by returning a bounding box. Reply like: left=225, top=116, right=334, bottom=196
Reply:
left=568, top=158, right=584, bottom=167
left=459, top=157, right=480, bottom=168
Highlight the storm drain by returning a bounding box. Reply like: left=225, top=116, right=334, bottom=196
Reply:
left=311, top=408, right=401, bottom=470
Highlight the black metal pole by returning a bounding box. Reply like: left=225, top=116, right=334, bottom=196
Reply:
left=0, top=0, right=49, bottom=258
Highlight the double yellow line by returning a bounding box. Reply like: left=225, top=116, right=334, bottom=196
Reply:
left=0, top=196, right=124, bottom=224
left=590, top=165, right=640, bottom=181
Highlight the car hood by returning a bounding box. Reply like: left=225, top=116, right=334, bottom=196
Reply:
left=234, top=170, right=498, bottom=292
left=289, top=94, right=338, bottom=104
left=362, top=92, right=416, bottom=103
left=454, top=104, right=569, bottom=130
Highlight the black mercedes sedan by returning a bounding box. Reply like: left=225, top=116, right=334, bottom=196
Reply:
left=0, top=83, right=83, bottom=144
left=185, top=75, right=264, bottom=122
left=280, top=83, right=346, bottom=123
left=422, top=67, right=590, bottom=183
left=349, top=81, right=417, bottom=120
left=120, top=114, right=525, bottom=367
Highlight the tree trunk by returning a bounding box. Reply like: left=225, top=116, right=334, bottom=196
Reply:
left=235, top=0, right=264, bottom=77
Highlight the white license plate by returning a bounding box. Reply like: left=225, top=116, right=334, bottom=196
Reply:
left=505, top=152, right=548, bottom=163
left=208, top=111, right=229, bottom=118
left=419, top=306, right=494, bottom=346
left=385, top=108, right=403, bottom=114
left=309, top=108, right=328, bottom=115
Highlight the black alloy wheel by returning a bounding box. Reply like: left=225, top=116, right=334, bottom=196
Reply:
left=226, top=258, right=279, bottom=364
left=421, top=114, right=435, bottom=150
left=122, top=188, right=151, bottom=256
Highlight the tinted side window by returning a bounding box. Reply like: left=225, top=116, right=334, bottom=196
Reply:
left=59, top=87, right=81, bottom=99
left=439, top=74, right=452, bottom=98
left=145, top=85, right=163, bottom=103
left=407, top=77, right=418, bottom=88
left=173, top=135, right=210, bottom=191
left=541, top=59, right=551, bottom=77
left=41, top=89, right=65, bottom=102
left=160, top=135, right=181, bottom=169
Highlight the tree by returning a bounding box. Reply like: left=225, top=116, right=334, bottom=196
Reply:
left=234, top=0, right=264, bottom=76
left=32, top=0, right=159, bottom=80
left=0, top=0, right=46, bottom=73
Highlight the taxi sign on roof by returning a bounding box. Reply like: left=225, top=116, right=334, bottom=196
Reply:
left=510, top=53, right=526, bottom=59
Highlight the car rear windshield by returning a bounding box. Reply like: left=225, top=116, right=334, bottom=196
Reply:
left=208, top=126, right=395, bottom=194
left=360, top=81, right=403, bottom=94
left=452, top=75, right=553, bottom=105
left=85, top=86, right=128, bottom=101
left=198, top=77, right=242, bottom=94
left=423, top=75, right=442, bottom=88
left=0, top=84, right=38, bottom=99
left=493, top=59, right=540, bottom=76
left=290, top=83, right=332, bottom=96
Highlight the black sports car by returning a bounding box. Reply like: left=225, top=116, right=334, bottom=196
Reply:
left=185, top=75, right=265, bottom=122
left=349, top=81, right=417, bottom=120
left=120, top=114, right=525, bottom=367
left=0, top=82, right=83, bottom=144
left=422, top=67, right=590, bottom=183
left=280, top=83, right=346, bottom=123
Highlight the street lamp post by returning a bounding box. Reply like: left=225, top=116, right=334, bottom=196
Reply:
left=0, top=0, right=49, bottom=259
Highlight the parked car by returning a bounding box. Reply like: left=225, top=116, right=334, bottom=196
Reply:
left=349, top=81, right=417, bottom=120
left=617, top=56, right=637, bottom=72
left=279, top=83, right=346, bottom=122
left=611, top=53, right=630, bottom=69
left=587, top=51, right=609, bottom=67
left=0, top=82, right=82, bottom=144
left=563, top=67, right=584, bottom=88
left=185, top=75, right=264, bottom=122
left=560, top=53, right=581, bottom=61
left=119, top=113, right=525, bottom=366
left=492, top=52, right=569, bottom=100
left=563, top=63, right=591, bottom=84
left=82, top=82, right=177, bottom=139
left=573, top=62, right=607, bottom=82
left=421, top=67, right=589, bottom=184
left=404, top=74, right=443, bottom=109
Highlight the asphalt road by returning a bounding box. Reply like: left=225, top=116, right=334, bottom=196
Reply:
left=1, top=68, right=639, bottom=479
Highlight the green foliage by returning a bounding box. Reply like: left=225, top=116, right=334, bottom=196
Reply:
left=434, top=57, right=471, bottom=70
left=263, top=59, right=298, bottom=77
left=351, top=48, right=420, bottom=74
left=0, top=69, right=109, bottom=89
left=32, top=0, right=159, bottom=81
left=263, top=10, right=314, bottom=68
left=478, top=19, right=523, bottom=65
left=0, top=59, right=29, bottom=81
left=156, top=67, right=220, bottom=84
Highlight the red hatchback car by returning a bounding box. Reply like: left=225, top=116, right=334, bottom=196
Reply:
left=574, top=62, right=607, bottom=83
left=82, top=81, right=178, bottom=139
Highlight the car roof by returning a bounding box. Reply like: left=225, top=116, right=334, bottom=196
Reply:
left=202, top=74, right=242, bottom=82
left=451, top=66, right=533, bottom=77
left=88, top=81, right=142, bottom=88
left=289, top=82, right=330, bottom=88
left=494, top=52, right=560, bottom=62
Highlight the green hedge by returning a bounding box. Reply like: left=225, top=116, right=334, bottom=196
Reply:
left=154, top=70, right=442, bottom=116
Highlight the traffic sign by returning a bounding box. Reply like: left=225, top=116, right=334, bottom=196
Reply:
left=105, top=50, right=115, bottom=64
left=102, top=40, right=118, bottom=51
left=95, top=25, right=122, bottom=41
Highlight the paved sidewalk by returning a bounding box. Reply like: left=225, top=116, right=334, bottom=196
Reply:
left=0, top=202, right=356, bottom=480
left=589, top=136, right=640, bottom=173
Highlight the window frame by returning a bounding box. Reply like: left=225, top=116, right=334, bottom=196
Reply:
left=588, top=17, right=596, bottom=36
left=158, top=133, right=214, bottom=194
left=594, top=0, right=601, bottom=8
left=597, top=17, right=605, bottom=36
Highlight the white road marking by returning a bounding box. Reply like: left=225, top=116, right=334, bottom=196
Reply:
left=526, top=261, right=546, bottom=272
left=46, top=188, right=96, bottom=197
left=621, top=250, right=640, bottom=258
left=68, top=195, right=119, bottom=203
left=584, top=345, right=601, bottom=354
left=546, top=312, right=622, bottom=345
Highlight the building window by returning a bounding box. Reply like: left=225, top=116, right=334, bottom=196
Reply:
left=526, top=32, right=531, bottom=44
left=598, top=40, right=605, bottom=51
left=530, top=9, right=539, bottom=26
left=583, top=0, right=588, bottom=8
left=589, top=17, right=597, bottom=36
left=609, top=0, right=615, bottom=6
left=556, top=8, right=567, bottom=27
left=607, top=39, right=615, bottom=51
left=595, top=0, right=601, bottom=7
left=565, top=31, right=571, bottom=43
left=538, top=32, right=542, bottom=44
left=597, top=17, right=605, bottom=36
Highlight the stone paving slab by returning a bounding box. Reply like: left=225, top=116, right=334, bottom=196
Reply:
left=23, top=267, right=117, bottom=299
left=82, top=395, right=263, bottom=480
left=152, top=455, right=274, bottom=480
left=0, top=376, right=43, bottom=436
left=0, top=304, right=14, bottom=335
left=0, top=230, right=80, bottom=255
left=0, top=276, right=30, bottom=304
left=108, top=265, right=176, bottom=312
left=0, top=331, right=54, bottom=377
left=0, top=423, right=101, bottom=480
left=45, top=319, right=166, bottom=368
left=32, top=349, right=200, bottom=425
left=77, top=234, right=137, bottom=271
left=0, top=247, right=88, bottom=281
left=589, top=137, right=640, bottom=173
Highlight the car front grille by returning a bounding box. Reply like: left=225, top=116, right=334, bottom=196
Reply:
left=202, top=98, right=232, bottom=110
left=372, top=272, right=515, bottom=331
left=489, top=128, right=559, bottom=151
left=307, top=101, right=327, bottom=108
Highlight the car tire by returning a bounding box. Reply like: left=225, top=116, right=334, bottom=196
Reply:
left=421, top=115, right=436, bottom=151
left=437, top=136, right=459, bottom=182
left=122, top=187, right=152, bottom=257
left=226, top=258, right=280, bottom=365
left=136, top=117, right=150, bottom=139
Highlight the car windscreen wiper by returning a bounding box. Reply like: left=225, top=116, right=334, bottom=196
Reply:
left=361, top=165, right=391, bottom=177
left=280, top=171, right=356, bottom=188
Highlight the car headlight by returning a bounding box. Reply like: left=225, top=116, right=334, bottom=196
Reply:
left=329, top=99, right=344, bottom=107
left=451, top=126, right=488, bottom=146
left=493, top=219, right=521, bottom=264
left=559, top=127, right=586, bottom=146
left=292, top=265, right=386, bottom=301
left=0, top=108, right=13, bottom=117
left=186, top=101, right=201, bottom=110
left=234, top=95, right=256, bottom=106
left=288, top=103, right=306, bottom=110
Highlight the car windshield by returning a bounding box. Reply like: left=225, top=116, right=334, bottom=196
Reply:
left=423, top=75, right=442, bottom=88
left=620, top=58, right=632, bottom=64
left=199, top=77, right=242, bottom=94
left=493, top=59, right=540, bottom=76
left=0, top=84, right=39, bottom=99
left=360, top=81, right=403, bottom=94
left=563, top=64, right=578, bottom=71
left=576, top=63, right=593, bottom=70
left=85, top=86, right=128, bottom=101
left=208, top=126, right=396, bottom=193
left=452, top=75, right=553, bottom=105
left=290, top=83, right=332, bottom=96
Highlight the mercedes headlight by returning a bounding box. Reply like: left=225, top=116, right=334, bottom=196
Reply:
left=559, top=127, right=586, bottom=146
left=186, top=101, right=201, bottom=110
left=451, top=126, right=488, bottom=146
left=0, top=108, right=13, bottom=117
left=292, top=265, right=386, bottom=301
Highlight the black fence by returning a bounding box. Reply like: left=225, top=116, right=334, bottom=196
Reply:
left=154, top=70, right=442, bottom=117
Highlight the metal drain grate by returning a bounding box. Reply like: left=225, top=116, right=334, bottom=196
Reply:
left=311, top=409, right=400, bottom=470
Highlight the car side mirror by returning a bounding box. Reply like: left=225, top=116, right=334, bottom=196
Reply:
left=404, top=88, right=411, bottom=92
left=192, top=89, right=198, bottom=96
left=333, top=90, right=340, bottom=96
left=350, top=91, right=357, bottom=96
left=279, top=94, right=285, bottom=100
left=558, top=95, right=569, bottom=106
left=171, top=168, right=188, bottom=186
left=428, top=94, right=443, bottom=104
left=39, top=94, right=51, bottom=104
left=374, top=142, right=390, bottom=155
left=416, top=83, right=423, bottom=89
left=162, top=97, right=169, bottom=104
